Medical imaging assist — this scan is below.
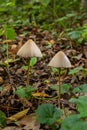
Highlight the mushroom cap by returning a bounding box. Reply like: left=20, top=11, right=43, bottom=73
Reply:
left=17, top=39, right=42, bottom=58
left=48, top=51, right=71, bottom=68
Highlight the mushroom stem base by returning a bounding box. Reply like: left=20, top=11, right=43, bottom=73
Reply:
left=58, top=68, right=61, bottom=108
left=26, top=58, right=30, bottom=86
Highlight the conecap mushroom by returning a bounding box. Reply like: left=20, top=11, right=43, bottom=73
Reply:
left=17, top=39, right=42, bottom=86
left=48, top=51, right=72, bottom=108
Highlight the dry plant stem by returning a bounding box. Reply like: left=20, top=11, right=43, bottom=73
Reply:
left=7, top=65, right=12, bottom=84
left=26, top=58, right=30, bottom=86
left=6, top=43, right=13, bottom=85
left=7, top=43, right=9, bottom=59
left=58, top=68, right=61, bottom=108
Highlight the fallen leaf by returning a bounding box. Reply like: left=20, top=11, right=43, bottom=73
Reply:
left=1, top=84, right=11, bottom=96
left=0, top=76, right=4, bottom=85
left=10, top=44, right=18, bottom=55
left=76, top=53, right=83, bottom=60
left=1, top=126, right=21, bottom=130
left=32, top=92, right=49, bottom=97
left=8, top=108, right=29, bottom=122
left=19, top=113, right=41, bottom=130
left=49, top=39, right=55, bottom=44
left=83, top=45, right=87, bottom=58
left=3, top=40, right=13, bottom=44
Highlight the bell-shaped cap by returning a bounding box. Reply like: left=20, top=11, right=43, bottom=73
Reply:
left=48, top=51, right=71, bottom=68
left=17, top=39, right=42, bottom=58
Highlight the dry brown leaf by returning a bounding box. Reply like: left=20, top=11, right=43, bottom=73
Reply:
left=19, top=113, right=41, bottom=130
left=18, top=41, right=23, bottom=49
left=0, top=76, right=4, bottom=85
left=32, top=92, right=49, bottom=97
left=1, top=126, right=21, bottom=130
left=83, top=45, right=87, bottom=58
left=2, top=114, right=41, bottom=130
left=8, top=108, right=29, bottom=122
left=20, top=98, right=32, bottom=107
left=3, top=40, right=13, bottom=44
left=49, top=39, right=55, bottom=44
left=10, top=44, right=18, bottom=54
left=76, top=53, right=83, bottom=60
left=1, top=84, right=11, bottom=96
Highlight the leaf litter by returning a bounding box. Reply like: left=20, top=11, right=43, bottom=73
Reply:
left=0, top=26, right=87, bottom=129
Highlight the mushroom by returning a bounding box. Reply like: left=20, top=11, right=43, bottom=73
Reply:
left=48, top=51, right=71, bottom=108
left=17, top=39, right=42, bottom=86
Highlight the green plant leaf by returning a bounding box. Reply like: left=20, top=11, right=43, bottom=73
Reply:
left=50, top=85, right=58, bottom=91
left=51, top=67, right=58, bottom=74
left=25, top=86, right=37, bottom=98
left=0, top=110, right=7, bottom=127
left=70, top=96, right=87, bottom=117
left=73, top=84, right=87, bottom=93
left=14, top=86, right=27, bottom=98
left=4, top=26, right=16, bottom=40
left=51, top=84, right=71, bottom=94
left=40, top=0, right=50, bottom=6
left=69, top=66, right=83, bottom=75
left=22, top=65, right=28, bottom=70
left=82, top=31, right=87, bottom=41
left=67, top=30, right=82, bottom=40
left=15, top=86, right=37, bottom=99
left=71, top=121, right=87, bottom=130
left=61, top=84, right=72, bottom=94
left=2, top=44, right=8, bottom=51
left=0, top=28, right=3, bottom=36
left=36, top=104, right=62, bottom=125
left=60, top=114, right=83, bottom=130
left=0, top=86, right=3, bottom=91
left=72, top=87, right=81, bottom=93
left=30, top=57, right=37, bottom=67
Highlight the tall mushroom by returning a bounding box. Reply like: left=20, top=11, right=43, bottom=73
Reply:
left=17, top=39, right=42, bottom=86
left=48, top=51, right=71, bottom=108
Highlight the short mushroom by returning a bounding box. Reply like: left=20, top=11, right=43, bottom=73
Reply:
left=17, top=39, right=42, bottom=86
left=48, top=51, right=71, bottom=108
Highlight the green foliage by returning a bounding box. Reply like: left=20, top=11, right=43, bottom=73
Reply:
left=69, top=66, right=83, bottom=75
left=22, top=65, right=28, bottom=70
left=60, top=114, right=87, bottom=130
left=60, top=114, right=81, bottom=130
left=39, top=0, right=50, bottom=6
left=2, top=44, right=8, bottom=51
left=0, top=86, right=3, bottom=91
left=22, top=57, right=37, bottom=71
left=71, top=121, right=87, bottom=130
left=61, top=95, right=87, bottom=130
left=36, top=104, right=62, bottom=125
left=51, top=67, right=59, bottom=75
left=73, top=84, right=87, bottom=93
left=51, top=68, right=65, bottom=75
left=68, top=30, right=82, bottom=40
left=56, top=12, right=78, bottom=28
left=4, top=25, right=17, bottom=40
left=0, top=25, right=16, bottom=40
left=51, top=84, right=72, bottom=94
left=0, top=58, right=19, bottom=67
left=61, top=84, right=72, bottom=94
left=30, top=57, right=37, bottom=67
left=0, top=0, right=83, bottom=29
left=0, top=110, right=7, bottom=127
left=70, top=96, right=87, bottom=117
left=15, top=86, right=37, bottom=99
left=0, top=28, right=3, bottom=36
left=67, top=24, right=87, bottom=45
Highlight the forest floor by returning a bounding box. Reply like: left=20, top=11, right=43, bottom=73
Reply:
left=0, top=26, right=87, bottom=130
